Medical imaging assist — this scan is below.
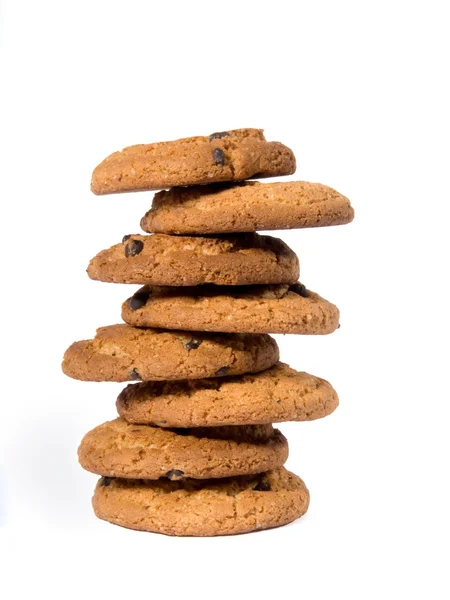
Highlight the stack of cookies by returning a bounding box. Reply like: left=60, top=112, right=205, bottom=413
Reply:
left=62, top=129, right=354, bottom=536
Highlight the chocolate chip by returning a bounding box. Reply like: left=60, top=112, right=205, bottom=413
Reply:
left=289, top=283, right=308, bottom=297
left=215, top=366, right=230, bottom=376
left=253, top=479, right=271, bottom=492
left=129, top=291, right=150, bottom=311
left=101, top=476, right=112, bottom=487
left=125, top=239, right=144, bottom=257
left=122, top=234, right=132, bottom=243
left=165, top=469, right=185, bottom=481
left=184, top=338, right=202, bottom=351
left=209, top=131, right=230, bottom=141
left=212, top=147, right=225, bottom=166
left=130, top=368, right=141, bottom=380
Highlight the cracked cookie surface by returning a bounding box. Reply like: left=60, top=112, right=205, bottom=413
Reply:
left=78, top=418, right=288, bottom=480
left=91, top=128, right=295, bottom=194
left=141, top=180, right=354, bottom=234
left=92, top=467, right=309, bottom=536
left=122, top=283, right=339, bottom=334
left=87, top=233, right=299, bottom=286
left=116, top=362, right=339, bottom=427
left=61, top=324, right=279, bottom=382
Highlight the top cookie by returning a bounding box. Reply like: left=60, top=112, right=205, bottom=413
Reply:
left=141, top=181, right=354, bottom=234
left=91, top=129, right=296, bottom=194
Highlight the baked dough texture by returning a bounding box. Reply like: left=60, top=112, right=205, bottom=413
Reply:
left=78, top=418, right=288, bottom=480
left=62, top=324, right=279, bottom=382
left=92, top=467, right=309, bottom=536
left=116, top=362, right=339, bottom=427
left=121, top=283, right=339, bottom=334
left=141, top=180, right=354, bottom=234
left=91, top=129, right=296, bottom=194
left=87, top=233, right=299, bottom=286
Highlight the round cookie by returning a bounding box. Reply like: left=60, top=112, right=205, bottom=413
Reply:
left=141, top=180, right=354, bottom=234
left=121, top=283, right=339, bottom=334
left=62, top=324, right=279, bottom=382
left=91, top=129, right=296, bottom=194
left=87, top=233, right=299, bottom=286
left=78, top=418, right=288, bottom=480
left=92, top=467, right=309, bottom=536
left=116, top=362, right=339, bottom=427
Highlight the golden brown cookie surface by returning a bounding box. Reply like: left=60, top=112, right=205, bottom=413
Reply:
left=78, top=418, right=288, bottom=480
left=122, top=283, right=339, bottom=334
left=87, top=233, right=299, bottom=286
left=92, top=467, right=309, bottom=536
left=91, top=129, right=295, bottom=194
left=116, top=362, right=339, bottom=427
left=141, top=180, right=354, bottom=234
left=61, top=324, right=279, bottom=382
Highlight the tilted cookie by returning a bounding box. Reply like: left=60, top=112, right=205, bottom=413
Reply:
left=122, top=283, right=339, bottom=334
left=78, top=418, right=288, bottom=480
left=91, top=129, right=295, bottom=194
left=87, top=233, right=299, bottom=286
left=62, top=324, right=279, bottom=382
left=141, top=181, right=354, bottom=234
left=116, top=362, right=339, bottom=427
left=92, top=467, right=309, bottom=536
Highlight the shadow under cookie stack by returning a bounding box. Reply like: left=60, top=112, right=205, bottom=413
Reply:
left=62, top=129, right=354, bottom=536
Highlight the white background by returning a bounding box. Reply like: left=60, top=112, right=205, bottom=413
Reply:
left=1, top=1, right=449, bottom=598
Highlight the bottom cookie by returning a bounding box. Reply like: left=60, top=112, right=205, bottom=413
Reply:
left=92, top=467, right=309, bottom=536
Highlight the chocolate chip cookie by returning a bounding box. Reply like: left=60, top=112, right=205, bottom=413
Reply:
left=141, top=180, right=354, bottom=234
left=87, top=233, right=299, bottom=286
left=91, top=129, right=295, bottom=194
left=121, top=283, right=339, bottom=334
left=78, top=418, right=288, bottom=480
left=116, top=362, right=339, bottom=427
left=61, top=324, right=279, bottom=382
left=92, top=467, right=309, bottom=536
